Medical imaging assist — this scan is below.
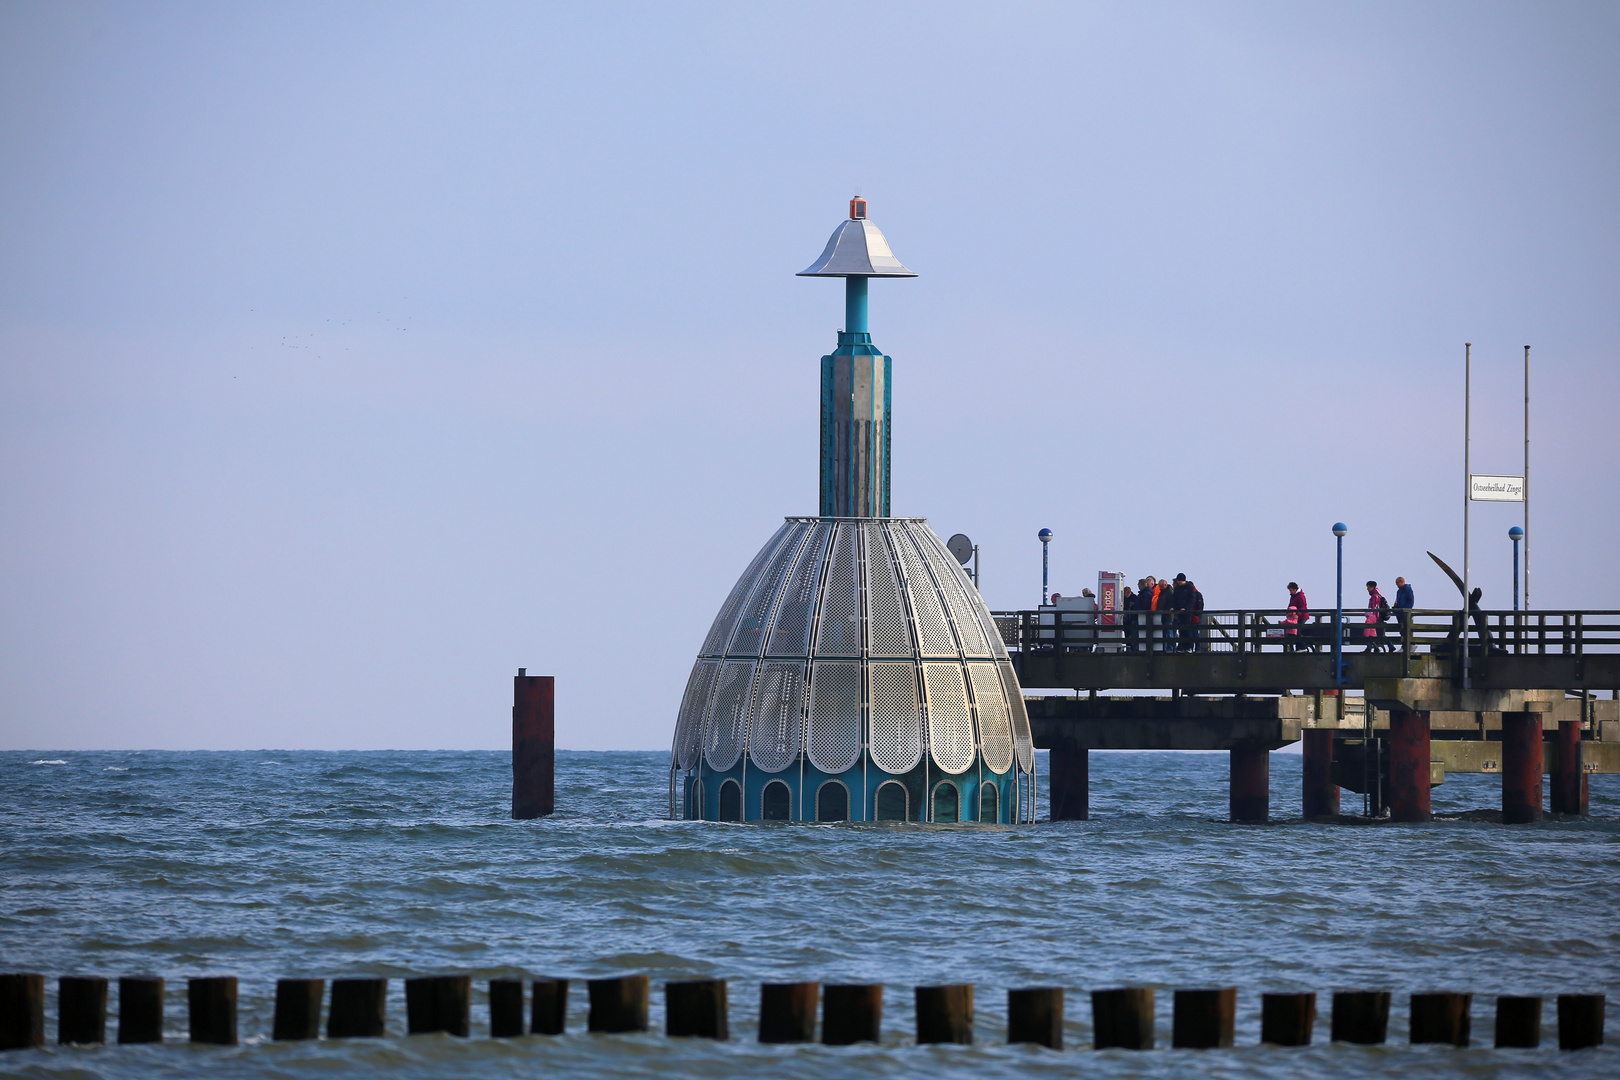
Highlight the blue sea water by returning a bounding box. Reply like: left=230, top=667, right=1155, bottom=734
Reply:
left=1, top=748, right=1616, bottom=1078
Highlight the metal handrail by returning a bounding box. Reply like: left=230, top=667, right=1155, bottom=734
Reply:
left=990, top=608, right=1620, bottom=658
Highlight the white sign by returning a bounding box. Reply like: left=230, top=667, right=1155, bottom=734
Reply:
left=1470, top=474, right=1525, bottom=502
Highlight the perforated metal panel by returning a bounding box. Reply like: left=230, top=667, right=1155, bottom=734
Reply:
left=807, top=661, right=862, bottom=773
left=674, top=660, right=720, bottom=772
left=700, top=523, right=791, bottom=656
left=868, top=661, right=923, bottom=774
left=863, top=524, right=913, bottom=658
left=748, top=661, right=806, bottom=774
left=703, top=660, right=754, bottom=771
left=923, top=663, right=975, bottom=774
left=814, top=525, right=860, bottom=657
left=999, top=660, right=1035, bottom=771
left=970, top=662, right=1014, bottom=775
left=892, top=527, right=956, bottom=657
left=728, top=523, right=809, bottom=657
left=765, top=522, right=831, bottom=656
left=909, top=524, right=992, bottom=657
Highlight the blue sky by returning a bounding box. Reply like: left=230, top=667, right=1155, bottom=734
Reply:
left=2, top=2, right=1616, bottom=749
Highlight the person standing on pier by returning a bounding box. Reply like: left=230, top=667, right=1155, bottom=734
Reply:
left=1171, top=573, right=1196, bottom=652
left=1393, top=576, right=1414, bottom=639
left=1364, top=580, right=1388, bottom=652
left=1284, top=582, right=1308, bottom=651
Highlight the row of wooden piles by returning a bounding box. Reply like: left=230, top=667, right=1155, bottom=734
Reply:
left=0, top=974, right=1606, bottom=1051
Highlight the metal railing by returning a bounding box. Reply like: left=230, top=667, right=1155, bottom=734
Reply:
left=991, top=608, right=1620, bottom=662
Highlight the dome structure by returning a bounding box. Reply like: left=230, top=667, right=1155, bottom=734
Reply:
left=669, top=200, right=1037, bottom=823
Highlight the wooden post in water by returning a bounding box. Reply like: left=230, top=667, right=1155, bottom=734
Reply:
left=1388, top=711, right=1432, bottom=822
left=1301, top=730, right=1338, bottom=818
left=531, top=978, right=568, bottom=1035
left=513, top=670, right=555, bottom=819
left=58, top=977, right=107, bottom=1045
left=272, top=979, right=323, bottom=1041
left=1329, top=990, right=1389, bottom=1044
left=1551, top=720, right=1588, bottom=814
left=1494, top=995, right=1541, bottom=1048
left=666, top=979, right=728, bottom=1039
left=489, top=979, right=524, bottom=1038
left=1172, top=987, right=1235, bottom=1048
left=587, top=975, right=649, bottom=1033
left=327, top=978, right=387, bottom=1038
left=117, top=976, right=165, bottom=1044
left=758, top=982, right=817, bottom=1043
left=1260, top=992, right=1315, bottom=1045
left=0, top=974, right=44, bottom=1051
left=405, top=976, right=470, bottom=1036
left=915, top=984, right=973, bottom=1045
left=1048, top=746, right=1089, bottom=820
left=188, top=977, right=237, bottom=1045
left=1410, top=992, right=1471, bottom=1046
left=1557, top=994, right=1604, bottom=1050
left=1007, top=987, right=1063, bottom=1049
left=1091, top=987, right=1154, bottom=1049
left=1229, top=745, right=1268, bottom=822
left=822, top=984, right=882, bottom=1045
left=1501, top=711, right=1543, bottom=823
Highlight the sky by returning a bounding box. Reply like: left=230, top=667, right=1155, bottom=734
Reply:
left=2, top=1, right=1616, bottom=751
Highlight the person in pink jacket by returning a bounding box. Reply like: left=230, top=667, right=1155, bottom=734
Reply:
left=1284, top=582, right=1308, bottom=651
left=1364, top=580, right=1388, bottom=651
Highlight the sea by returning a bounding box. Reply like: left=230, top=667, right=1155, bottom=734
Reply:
left=1, top=749, right=1615, bottom=1078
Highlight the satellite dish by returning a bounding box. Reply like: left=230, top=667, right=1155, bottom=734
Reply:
left=946, top=533, right=974, bottom=565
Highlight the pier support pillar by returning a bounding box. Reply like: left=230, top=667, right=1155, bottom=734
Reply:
left=326, top=978, right=386, bottom=1038
left=1173, top=987, right=1236, bottom=1048
left=1092, top=987, right=1154, bottom=1049
left=1048, top=746, right=1089, bottom=820
left=1494, top=995, right=1541, bottom=1048
left=1330, top=990, right=1390, bottom=1044
left=513, top=671, right=555, bottom=819
left=1502, top=710, right=1543, bottom=824
left=1261, top=992, right=1315, bottom=1046
left=1551, top=720, right=1588, bottom=815
left=1388, top=711, right=1431, bottom=823
left=587, top=975, right=649, bottom=1034
left=489, top=979, right=524, bottom=1038
left=1229, top=745, right=1268, bottom=823
left=1302, top=730, right=1338, bottom=819
left=1410, top=992, right=1471, bottom=1046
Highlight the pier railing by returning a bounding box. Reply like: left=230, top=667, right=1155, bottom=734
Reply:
left=992, top=608, right=1620, bottom=661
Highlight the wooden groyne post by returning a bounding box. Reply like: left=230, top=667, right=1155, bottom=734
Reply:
left=513, top=669, right=555, bottom=819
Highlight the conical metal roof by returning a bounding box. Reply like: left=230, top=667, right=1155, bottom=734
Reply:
left=797, top=218, right=917, bottom=277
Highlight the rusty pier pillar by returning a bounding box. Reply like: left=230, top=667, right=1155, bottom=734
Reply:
left=1551, top=720, right=1588, bottom=815
left=1302, top=729, right=1338, bottom=819
left=513, top=670, right=555, bottom=819
left=1501, top=710, right=1543, bottom=824
left=1387, top=710, right=1431, bottom=822
left=1229, top=744, right=1268, bottom=823
left=1048, top=745, right=1089, bottom=820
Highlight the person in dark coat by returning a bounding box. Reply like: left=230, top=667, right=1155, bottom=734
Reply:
left=1122, top=585, right=1139, bottom=653
left=1171, top=573, right=1196, bottom=652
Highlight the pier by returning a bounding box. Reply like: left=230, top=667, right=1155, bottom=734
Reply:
left=994, top=607, right=1620, bottom=822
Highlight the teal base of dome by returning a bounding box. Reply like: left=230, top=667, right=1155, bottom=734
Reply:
left=675, top=754, right=1033, bottom=824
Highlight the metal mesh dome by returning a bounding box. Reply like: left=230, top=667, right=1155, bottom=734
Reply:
left=670, top=518, right=1035, bottom=823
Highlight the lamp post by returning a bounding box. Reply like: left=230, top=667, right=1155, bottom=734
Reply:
left=1509, top=526, right=1524, bottom=612
left=1332, top=523, right=1348, bottom=688
left=1038, top=528, right=1053, bottom=605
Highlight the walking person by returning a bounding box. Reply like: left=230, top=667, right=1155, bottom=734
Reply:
left=1363, top=580, right=1388, bottom=652
left=1393, top=576, right=1414, bottom=643
left=1284, top=582, right=1308, bottom=652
